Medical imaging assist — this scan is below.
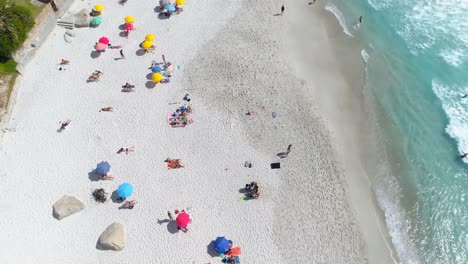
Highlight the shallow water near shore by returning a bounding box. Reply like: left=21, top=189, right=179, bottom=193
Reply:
left=329, top=0, right=468, bottom=263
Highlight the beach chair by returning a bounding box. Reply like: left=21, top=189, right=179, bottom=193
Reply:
left=226, top=256, right=240, bottom=264
left=226, top=247, right=241, bottom=257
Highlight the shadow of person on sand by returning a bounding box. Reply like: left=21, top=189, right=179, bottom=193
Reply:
left=88, top=170, right=102, bottom=181
left=276, top=152, right=288, bottom=158
left=145, top=81, right=156, bottom=89
left=273, top=13, right=281, bottom=16
left=206, top=241, right=220, bottom=257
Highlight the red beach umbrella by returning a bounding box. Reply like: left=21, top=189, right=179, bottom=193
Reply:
left=98, top=37, right=110, bottom=45
left=124, top=23, right=134, bottom=30
left=176, top=212, right=190, bottom=228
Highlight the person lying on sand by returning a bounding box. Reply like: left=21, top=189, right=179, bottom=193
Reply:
left=100, top=107, right=113, bottom=112
left=117, top=147, right=135, bottom=154
left=165, top=158, right=184, bottom=169
left=123, top=200, right=137, bottom=209
left=58, top=59, right=69, bottom=65
left=101, top=174, right=114, bottom=180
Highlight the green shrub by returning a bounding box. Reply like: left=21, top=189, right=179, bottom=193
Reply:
left=0, top=2, right=35, bottom=61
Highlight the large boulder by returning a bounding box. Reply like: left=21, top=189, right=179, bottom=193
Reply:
left=74, top=9, right=91, bottom=28
left=53, top=195, right=84, bottom=220
left=98, top=223, right=125, bottom=251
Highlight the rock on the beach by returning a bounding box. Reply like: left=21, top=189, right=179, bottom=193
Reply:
left=74, top=9, right=91, bottom=28
left=64, top=34, right=73, bottom=43
left=98, top=223, right=125, bottom=251
left=52, top=195, right=84, bottom=220
left=65, top=30, right=76, bottom=37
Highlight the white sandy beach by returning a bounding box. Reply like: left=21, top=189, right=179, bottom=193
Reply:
left=0, top=0, right=396, bottom=263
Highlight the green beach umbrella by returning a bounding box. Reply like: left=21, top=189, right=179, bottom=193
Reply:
left=91, top=16, right=103, bottom=26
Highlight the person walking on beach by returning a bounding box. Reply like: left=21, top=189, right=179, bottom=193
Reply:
left=281, top=5, right=285, bottom=15
left=120, top=49, right=125, bottom=59
left=59, top=119, right=71, bottom=130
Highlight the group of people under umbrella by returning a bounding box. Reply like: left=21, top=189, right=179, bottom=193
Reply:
left=214, top=237, right=241, bottom=263
left=160, top=0, right=185, bottom=18
left=94, top=161, right=136, bottom=208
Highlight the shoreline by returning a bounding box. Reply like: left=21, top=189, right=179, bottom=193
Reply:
left=282, top=1, right=399, bottom=263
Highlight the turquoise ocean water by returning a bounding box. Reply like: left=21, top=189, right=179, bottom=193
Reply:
left=327, top=0, right=468, bottom=263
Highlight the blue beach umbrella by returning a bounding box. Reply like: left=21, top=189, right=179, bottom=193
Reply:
left=96, top=161, right=110, bottom=174
left=214, top=237, right=232, bottom=254
left=165, top=4, right=176, bottom=12
left=117, top=183, right=134, bottom=198
left=151, top=66, right=162, bottom=73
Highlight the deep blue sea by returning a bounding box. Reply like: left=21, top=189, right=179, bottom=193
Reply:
left=327, top=0, right=468, bottom=263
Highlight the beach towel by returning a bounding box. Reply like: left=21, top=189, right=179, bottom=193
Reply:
left=270, top=163, right=280, bottom=169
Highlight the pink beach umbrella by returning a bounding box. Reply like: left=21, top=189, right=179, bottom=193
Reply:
left=95, top=43, right=107, bottom=51
left=176, top=212, right=191, bottom=228
left=98, top=37, right=110, bottom=45
left=124, top=23, right=134, bottom=31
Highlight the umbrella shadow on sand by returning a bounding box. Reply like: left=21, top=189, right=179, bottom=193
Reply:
left=110, top=190, right=123, bottom=203
left=135, top=49, right=146, bottom=56
left=146, top=72, right=153, bottom=80
left=119, top=31, right=127, bottom=38
left=118, top=24, right=126, bottom=30
left=157, top=219, right=179, bottom=234
left=206, top=241, right=220, bottom=257
left=145, top=81, right=156, bottom=89
left=90, top=51, right=101, bottom=59
left=158, top=13, right=170, bottom=20
left=88, top=170, right=102, bottom=181
left=154, top=6, right=163, bottom=13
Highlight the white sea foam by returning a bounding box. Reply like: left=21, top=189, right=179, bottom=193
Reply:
left=361, top=49, right=370, bottom=63
left=432, top=80, right=468, bottom=159
left=367, top=0, right=394, bottom=10
left=324, top=3, right=354, bottom=37
left=439, top=49, right=465, bottom=67
left=395, top=0, right=468, bottom=61
left=374, top=163, right=422, bottom=264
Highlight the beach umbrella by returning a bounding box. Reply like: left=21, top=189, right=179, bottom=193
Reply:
left=91, top=16, right=103, bottom=26
left=214, top=237, right=232, bottom=254
left=117, top=183, right=134, bottom=198
left=98, top=37, right=109, bottom=45
left=96, top=161, right=111, bottom=174
left=176, top=0, right=185, bottom=5
left=142, top=40, right=153, bottom=49
left=95, top=43, right=107, bottom=51
left=124, top=23, right=134, bottom=30
left=94, top=4, right=104, bottom=12
left=165, top=5, right=176, bottom=12
left=151, top=66, right=162, bottom=73
left=176, top=212, right=191, bottom=228
left=145, top=34, right=155, bottom=42
left=152, top=72, right=163, bottom=83
left=124, top=16, right=134, bottom=23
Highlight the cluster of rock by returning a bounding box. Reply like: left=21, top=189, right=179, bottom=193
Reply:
left=52, top=195, right=125, bottom=251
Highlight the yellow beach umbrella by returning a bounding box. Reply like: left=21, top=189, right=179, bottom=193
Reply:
left=152, top=72, right=163, bottom=83
left=124, top=16, right=134, bottom=23
left=142, top=41, right=153, bottom=49
left=94, top=4, right=104, bottom=12
left=176, top=0, right=185, bottom=5
left=145, top=34, right=156, bottom=42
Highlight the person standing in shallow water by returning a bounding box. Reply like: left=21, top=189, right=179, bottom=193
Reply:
left=281, top=5, right=285, bottom=15
left=359, top=16, right=363, bottom=23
